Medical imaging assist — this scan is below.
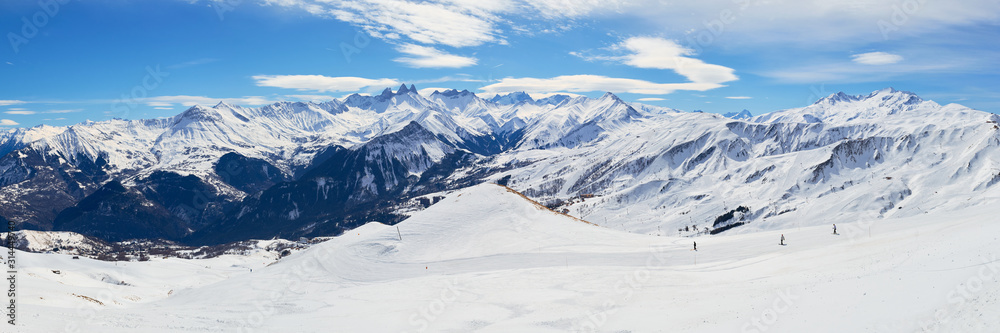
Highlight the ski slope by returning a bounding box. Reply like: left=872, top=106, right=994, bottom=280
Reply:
left=12, top=183, right=1000, bottom=332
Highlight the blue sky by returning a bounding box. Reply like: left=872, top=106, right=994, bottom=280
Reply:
left=1, top=0, right=998, bottom=128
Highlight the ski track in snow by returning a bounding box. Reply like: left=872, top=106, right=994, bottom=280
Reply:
left=10, top=184, right=1000, bottom=332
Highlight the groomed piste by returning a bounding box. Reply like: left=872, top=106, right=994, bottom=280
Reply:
left=13, top=183, right=1000, bottom=332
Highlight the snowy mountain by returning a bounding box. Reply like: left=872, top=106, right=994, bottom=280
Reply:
left=491, top=88, right=1000, bottom=238
left=752, top=88, right=926, bottom=123
left=724, top=109, right=753, bottom=120
left=489, top=91, right=534, bottom=105
left=1, top=86, right=999, bottom=246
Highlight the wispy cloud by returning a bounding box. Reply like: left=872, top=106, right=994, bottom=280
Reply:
left=253, top=75, right=399, bottom=93
left=3, top=109, right=81, bottom=115
left=0, top=100, right=26, bottom=106
left=295, top=0, right=507, bottom=48
left=45, top=109, right=82, bottom=114
left=0, top=119, right=19, bottom=126
left=851, top=52, right=904, bottom=65
left=614, top=37, right=737, bottom=85
left=571, top=37, right=738, bottom=94
left=725, top=96, right=752, bottom=100
left=416, top=87, right=453, bottom=96
left=143, top=95, right=277, bottom=107
left=637, top=97, right=666, bottom=101
left=480, top=74, right=722, bottom=95
left=762, top=61, right=961, bottom=84
left=393, top=44, right=477, bottom=68
left=284, top=94, right=337, bottom=102
left=409, top=75, right=488, bottom=84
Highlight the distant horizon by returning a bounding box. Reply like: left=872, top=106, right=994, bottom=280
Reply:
left=0, top=85, right=966, bottom=130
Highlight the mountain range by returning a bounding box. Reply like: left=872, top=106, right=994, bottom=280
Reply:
left=1, top=86, right=998, bottom=245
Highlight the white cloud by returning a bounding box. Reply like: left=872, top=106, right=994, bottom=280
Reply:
left=851, top=52, right=904, bottom=65
left=233, top=0, right=999, bottom=56
left=0, top=119, right=19, bottom=126
left=763, top=61, right=960, bottom=84
left=267, top=0, right=506, bottom=48
left=394, top=44, right=477, bottom=68
left=525, top=0, right=624, bottom=18
left=410, top=75, right=487, bottom=84
left=417, top=87, right=452, bottom=96
left=285, top=94, right=336, bottom=102
left=725, top=96, right=752, bottom=100
left=480, top=74, right=723, bottom=95
left=611, top=37, right=738, bottom=85
left=0, top=100, right=26, bottom=106
left=3, top=109, right=80, bottom=115
left=144, top=95, right=277, bottom=107
left=147, top=101, right=173, bottom=107
left=253, top=75, right=399, bottom=93
left=637, top=97, right=665, bottom=101
left=562, top=37, right=737, bottom=95
left=528, top=92, right=584, bottom=100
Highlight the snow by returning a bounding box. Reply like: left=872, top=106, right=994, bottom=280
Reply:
left=3, top=87, right=999, bottom=241
left=484, top=88, right=1000, bottom=239
left=11, top=184, right=1000, bottom=331
left=0, top=230, right=102, bottom=254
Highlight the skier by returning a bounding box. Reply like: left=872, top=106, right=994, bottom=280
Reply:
left=780, top=234, right=785, bottom=246
left=833, top=224, right=837, bottom=235
left=693, top=241, right=697, bottom=251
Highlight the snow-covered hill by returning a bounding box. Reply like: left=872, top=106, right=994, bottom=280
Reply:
left=14, top=184, right=1000, bottom=331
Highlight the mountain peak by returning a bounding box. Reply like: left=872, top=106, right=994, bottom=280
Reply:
left=432, top=89, right=475, bottom=98
left=397, top=84, right=410, bottom=94
left=490, top=92, right=534, bottom=105
left=175, top=104, right=223, bottom=123
left=599, top=92, right=623, bottom=102
left=380, top=88, right=394, bottom=98
left=866, top=87, right=921, bottom=102
left=817, top=92, right=858, bottom=105
left=817, top=88, right=922, bottom=106
left=534, top=94, right=571, bottom=106
left=724, top=109, right=753, bottom=120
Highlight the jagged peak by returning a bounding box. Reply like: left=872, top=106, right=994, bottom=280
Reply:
left=431, top=89, right=475, bottom=98
left=489, top=91, right=534, bottom=105
left=379, top=87, right=394, bottom=98
left=724, top=109, right=753, bottom=120
left=816, top=92, right=858, bottom=105
left=599, top=92, right=624, bottom=103
left=173, top=104, right=225, bottom=124
left=866, top=87, right=922, bottom=103
left=397, top=84, right=410, bottom=94
left=214, top=101, right=234, bottom=109
left=816, top=88, right=922, bottom=106
left=535, top=94, right=572, bottom=106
